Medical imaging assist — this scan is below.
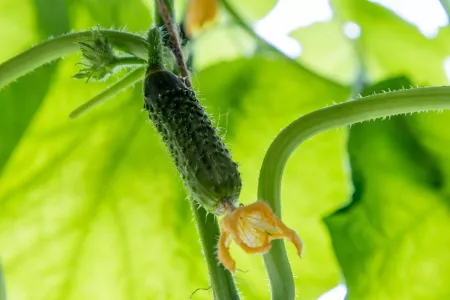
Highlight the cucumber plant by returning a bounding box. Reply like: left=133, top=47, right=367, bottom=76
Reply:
left=1, top=1, right=450, bottom=300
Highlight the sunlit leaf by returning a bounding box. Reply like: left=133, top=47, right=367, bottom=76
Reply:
left=71, top=0, right=151, bottom=32
left=226, top=0, right=277, bottom=21
left=290, top=18, right=357, bottom=84
left=192, top=24, right=254, bottom=70
left=0, top=265, right=5, bottom=300
left=0, top=0, right=69, bottom=174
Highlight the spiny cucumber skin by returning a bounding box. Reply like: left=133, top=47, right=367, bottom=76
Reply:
left=144, top=70, right=242, bottom=213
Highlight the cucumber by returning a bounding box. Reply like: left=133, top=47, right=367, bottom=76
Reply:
left=143, top=69, right=242, bottom=214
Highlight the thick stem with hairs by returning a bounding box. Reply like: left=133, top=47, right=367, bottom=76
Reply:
left=0, top=30, right=148, bottom=90
left=156, top=0, right=192, bottom=87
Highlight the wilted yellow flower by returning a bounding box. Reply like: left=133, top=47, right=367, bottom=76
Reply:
left=218, top=201, right=303, bottom=273
left=184, top=0, right=218, bottom=36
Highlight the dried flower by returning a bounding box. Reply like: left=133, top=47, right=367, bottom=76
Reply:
left=218, top=201, right=302, bottom=273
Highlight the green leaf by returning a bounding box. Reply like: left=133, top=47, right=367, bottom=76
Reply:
left=226, top=0, right=277, bottom=21
left=325, top=78, right=450, bottom=299
left=0, top=0, right=70, bottom=174
left=290, top=18, right=357, bottom=84
left=0, top=265, right=5, bottom=300
left=71, top=0, right=151, bottom=32
left=193, top=24, right=255, bottom=70
left=34, top=0, right=70, bottom=36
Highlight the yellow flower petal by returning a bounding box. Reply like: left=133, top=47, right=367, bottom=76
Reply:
left=218, top=201, right=302, bottom=273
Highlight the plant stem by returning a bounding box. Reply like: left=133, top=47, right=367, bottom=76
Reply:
left=69, top=67, right=145, bottom=119
left=156, top=0, right=192, bottom=88
left=192, top=206, right=240, bottom=300
left=0, top=30, right=148, bottom=90
left=114, top=56, right=146, bottom=67
left=258, top=86, right=450, bottom=300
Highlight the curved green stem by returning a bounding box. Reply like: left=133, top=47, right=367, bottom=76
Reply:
left=192, top=205, right=240, bottom=300
left=258, top=86, right=450, bottom=300
left=114, top=56, right=146, bottom=67
left=69, top=67, right=145, bottom=119
left=0, top=30, right=148, bottom=90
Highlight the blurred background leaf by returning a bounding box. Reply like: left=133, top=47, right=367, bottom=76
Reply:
left=0, top=0, right=69, bottom=176
left=226, top=0, right=277, bottom=21
left=290, top=18, right=357, bottom=84
left=0, top=265, right=5, bottom=300
left=325, top=77, right=450, bottom=299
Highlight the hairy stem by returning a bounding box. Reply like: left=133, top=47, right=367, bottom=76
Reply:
left=156, top=0, right=192, bottom=87
left=0, top=30, right=147, bottom=90
left=193, top=207, right=240, bottom=300
left=258, top=86, right=450, bottom=300
left=69, top=67, right=145, bottom=119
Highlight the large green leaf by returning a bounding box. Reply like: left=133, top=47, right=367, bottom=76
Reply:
left=70, top=0, right=151, bottom=32
left=226, top=0, right=277, bottom=21
left=290, top=18, right=357, bottom=84
left=192, top=24, right=255, bottom=70
left=325, top=78, right=450, bottom=299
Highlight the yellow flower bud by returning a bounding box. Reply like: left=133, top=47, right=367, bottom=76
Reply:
left=184, top=0, right=219, bottom=36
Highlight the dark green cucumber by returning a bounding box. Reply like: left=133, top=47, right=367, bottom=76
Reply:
left=143, top=70, right=242, bottom=214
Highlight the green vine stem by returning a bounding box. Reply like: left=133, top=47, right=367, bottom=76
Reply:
left=258, top=86, right=450, bottom=300
left=193, top=206, right=240, bottom=300
left=111, top=56, right=146, bottom=67
left=0, top=30, right=148, bottom=90
left=69, top=67, right=145, bottom=118
left=156, top=0, right=192, bottom=87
